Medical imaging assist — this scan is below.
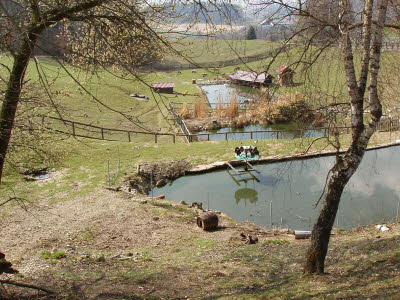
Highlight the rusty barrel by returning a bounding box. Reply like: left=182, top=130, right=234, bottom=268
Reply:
left=196, top=212, right=218, bottom=231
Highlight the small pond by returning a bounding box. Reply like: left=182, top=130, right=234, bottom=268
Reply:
left=151, top=146, right=400, bottom=230
left=200, top=84, right=255, bottom=108
left=196, top=123, right=326, bottom=141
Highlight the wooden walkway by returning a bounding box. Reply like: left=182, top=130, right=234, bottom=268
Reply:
left=225, top=161, right=260, bottom=185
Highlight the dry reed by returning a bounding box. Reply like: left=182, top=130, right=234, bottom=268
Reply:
left=193, top=99, right=209, bottom=118
left=215, top=96, right=225, bottom=118
left=225, top=94, right=239, bottom=118
left=179, top=103, right=191, bottom=119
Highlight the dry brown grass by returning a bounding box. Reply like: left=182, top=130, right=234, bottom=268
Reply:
left=179, top=103, right=191, bottom=119
left=214, top=94, right=240, bottom=119
left=193, top=99, right=209, bottom=118
left=225, top=95, right=239, bottom=119
left=215, top=96, right=225, bottom=118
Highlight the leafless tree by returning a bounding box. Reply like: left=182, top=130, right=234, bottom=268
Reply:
left=249, top=0, right=398, bottom=273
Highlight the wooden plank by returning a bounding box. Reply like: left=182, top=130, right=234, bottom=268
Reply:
left=245, top=161, right=260, bottom=173
left=225, top=162, right=239, bottom=175
left=226, top=170, right=241, bottom=186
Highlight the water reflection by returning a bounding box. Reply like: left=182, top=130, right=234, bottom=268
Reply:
left=235, top=188, right=258, bottom=204
left=152, top=146, right=400, bottom=230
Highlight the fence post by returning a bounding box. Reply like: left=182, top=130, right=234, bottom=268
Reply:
left=225, top=132, right=228, bottom=141
left=207, top=134, right=210, bottom=141
left=128, top=131, right=131, bottom=142
left=173, top=134, right=176, bottom=143
left=155, top=134, right=158, bottom=143
left=101, top=128, right=104, bottom=140
left=250, top=131, right=253, bottom=139
left=72, top=122, right=76, bottom=136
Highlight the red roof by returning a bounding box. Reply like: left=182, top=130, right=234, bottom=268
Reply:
left=227, top=70, right=272, bottom=83
left=152, top=82, right=175, bottom=89
left=276, top=65, right=293, bottom=74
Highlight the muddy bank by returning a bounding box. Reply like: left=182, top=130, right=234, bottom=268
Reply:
left=184, top=117, right=231, bottom=133
left=124, top=160, right=192, bottom=194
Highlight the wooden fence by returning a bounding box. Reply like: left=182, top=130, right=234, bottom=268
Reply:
left=47, top=115, right=400, bottom=144
left=47, top=116, right=183, bottom=143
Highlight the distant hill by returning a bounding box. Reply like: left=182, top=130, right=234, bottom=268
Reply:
left=163, top=1, right=245, bottom=25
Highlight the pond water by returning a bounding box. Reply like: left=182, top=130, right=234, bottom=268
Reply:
left=151, top=146, right=400, bottom=230
left=200, top=84, right=255, bottom=108
left=196, top=123, right=326, bottom=141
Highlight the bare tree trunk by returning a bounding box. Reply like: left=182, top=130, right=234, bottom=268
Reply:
left=304, top=148, right=362, bottom=273
left=0, top=30, right=40, bottom=184
left=303, top=0, right=388, bottom=274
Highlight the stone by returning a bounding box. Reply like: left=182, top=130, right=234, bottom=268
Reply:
left=180, top=201, right=188, bottom=205
left=139, top=200, right=148, bottom=204
left=156, top=179, right=167, bottom=187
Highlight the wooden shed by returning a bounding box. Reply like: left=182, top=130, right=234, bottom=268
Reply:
left=152, top=82, right=175, bottom=94
left=226, top=70, right=273, bottom=88
left=276, top=65, right=294, bottom=86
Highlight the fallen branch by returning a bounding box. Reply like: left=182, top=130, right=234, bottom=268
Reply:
left=0, top=279, right=54, bottom=294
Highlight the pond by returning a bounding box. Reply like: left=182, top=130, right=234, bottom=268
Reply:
left=196, top=123, right=326, bottom=141
left=151, top=146, right=400, bottom=230
left=200, top=84, right=255, bottom=108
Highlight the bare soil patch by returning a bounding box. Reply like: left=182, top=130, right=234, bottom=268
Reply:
left=0, top=187, right=399, bottom=299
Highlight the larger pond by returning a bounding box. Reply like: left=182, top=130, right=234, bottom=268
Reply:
left=151, top=146, right=400, bottom=230
left=200, top=84, right=255, bottom=108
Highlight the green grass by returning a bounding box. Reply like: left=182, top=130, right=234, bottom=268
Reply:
left=164, top=39, right=280, bottom=65
left=41, top=251, right=66, bottom=260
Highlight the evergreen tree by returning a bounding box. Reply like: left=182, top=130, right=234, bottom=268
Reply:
left=246, top=26, right=257, bottom=40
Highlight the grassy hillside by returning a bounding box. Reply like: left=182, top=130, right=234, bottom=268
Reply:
left=1, top=40, right=400, bottom=299
left=165, top=39, right=280, bottom=65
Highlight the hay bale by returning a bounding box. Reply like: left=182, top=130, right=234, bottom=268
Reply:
left=197, top=212, right=218, bottom=231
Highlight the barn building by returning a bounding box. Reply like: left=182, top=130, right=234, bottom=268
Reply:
left=226, top=70, right=273, bottom=88
left=151, top=82, right=175, bottom=94
left=276, top=65, right=294, bottom=86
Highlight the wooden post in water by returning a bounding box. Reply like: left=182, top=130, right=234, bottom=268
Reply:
left=270, top=201, right=273, bottom=228
left=225, top=132, right=228, bottom=141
